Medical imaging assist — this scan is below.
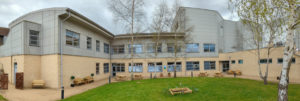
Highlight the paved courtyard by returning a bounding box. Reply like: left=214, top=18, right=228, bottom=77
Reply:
left=0, top=79, right=109, bottom=101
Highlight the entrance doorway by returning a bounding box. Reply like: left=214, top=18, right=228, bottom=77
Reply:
left=221, top=61, right=230, bottom=72
left=14, top=62, right=17, bottom=85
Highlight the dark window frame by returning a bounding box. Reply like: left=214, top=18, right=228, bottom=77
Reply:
left=29, top=30, right=40, bottom=47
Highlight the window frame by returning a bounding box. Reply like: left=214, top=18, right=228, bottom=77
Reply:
left=185, top=43, right=199, bottom=53
left=148, top=62, right=163, bottom=72
left=167, top=43, right=181, bottom=53
left=29, top=30, right=40, bottom=47
left=96, top=63, right=100, bottom=75
left=65, top=30, right=80, bottom=47
left=167, top=62, right=182, bottom=72
left=128, top=44, right=143, bottom=54
left=87, top=37, right=92, bottom=50
left=104, top=43, right=110, bottom=54
left=204, top=61, right=216, bottom=70
left=112, top=45, right=125, bottom=54
left=129, top=63, right=143, bottom=73
left=238, top=59, right=243, bottom=64
left=147, top=43, right=162, bottom=53
left=96, top=40, right=100, bottom=52
left=203, top=43, right=215, bottom=52
left=104, top=63, right=109, bottom=73
left=186, top=61, right=200, bottom=71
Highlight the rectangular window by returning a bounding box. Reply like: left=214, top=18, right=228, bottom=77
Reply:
left=112, top=45, right=125, bottom=54
left=259, top=59, right=272, bottom=64
left=167, top=62, right=182, bottom=72
left=66, top=30, right=80, bottom=47
left=238, top=60, right=243, bottom=64
left=96, top=40, right=100, bottom=52
left=104, top=63, right=109, bottom=73
left=186, top=61, right=200, bottom=71
left=204, top=44, right=215, bottom=52
left=204, top=61, right=216, bottom=70
left=0, top=35, right=3, bottom=45
left=96, top=63, right=100, bottom=75
left=186, top=43, right=199, bottom=53
left=148, top=62, right=163, bottom=72
left=87, top=37, right=92, bottom=50
left=112, top=63, right=125, bottom=72
left=29, top=30, right=39, bottom=46
left=167, top=43, right=181, bottom=53
left=147, top=43, right=162, bottom=53
left=128, top=44, right=143, bottom=54
left=104, top=43, right=110, bottom=54
left=231, top=60, right=235, bottom=64
left=129, top=63, right=143, bottom=72
left=278, top=58, right=295, bottom=64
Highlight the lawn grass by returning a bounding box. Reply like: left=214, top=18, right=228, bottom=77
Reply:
left=0, top=95, right=7, bottom=101
left=62, top=77, right=300, bottom=101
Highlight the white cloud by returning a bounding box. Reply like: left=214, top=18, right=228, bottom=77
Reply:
left=0, top=0, right=235, bottom=34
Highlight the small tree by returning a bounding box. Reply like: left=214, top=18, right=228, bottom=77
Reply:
left=149, top=0, right=172, bottom=78
left=171, top=0, right=194, bottom=78
left=108, top=0, right=145, bottom=81
left=229, top=0, right=300, bottom=100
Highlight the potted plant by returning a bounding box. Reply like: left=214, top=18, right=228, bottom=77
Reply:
left=70, top=75, right=75, bottom=87
left=91, top=73, right=94, bottom=77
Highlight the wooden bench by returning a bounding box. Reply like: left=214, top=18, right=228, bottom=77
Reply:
left=32, top=80, right=45, bottom=88
left=198, top=72, right=208, bottom=77
left=84, top=76, right=94, bottom=83
left=227, top=70, right=234, bottom=75
left=214, top=72, right=223, bottom=77
left=116, top=75, right=127, bottom=81
left=169, top=87, right=193, bottom=95
left=235, top=70, right=242, bottom=75
left=74, top=78, right=85, bottom=85
left=134, top=74, right=143, bottom=80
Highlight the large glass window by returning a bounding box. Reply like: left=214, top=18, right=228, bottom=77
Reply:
left=112, top=63, right=125, bottom=72
left=96, top=40, right=100, bottom=52
left=29, top=30, right=39, bottom=47
left=167, top=43, right=181, bottom=53
left=186, top=43, right=199, bottom=53
left=129, top=63, right=143, bottom=72
left=204, top=44, right=215, bottom=52
left=96, top=63, right=100, bottom=75
left=147, top=43, right=162, bottom=53
left=112, top=45, right=125, bottom=54
left=66, top=30, right=80, bottom=47
left=148, top=62, right=162, bottom=72
left=87, top=37, right=92, bottom=50
left=204, top=61, right=216, bottom=70
left=104, top=63, right=109, bottom=73
left=104, top=43, right=110, bottom=54
left=186, top=61, right=200, bottom=71
left=167, top=62, right=182, bottom=72
left=128, top=44, right=143, bottom=54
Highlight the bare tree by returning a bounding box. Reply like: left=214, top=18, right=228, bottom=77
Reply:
left=108, top=0, right=145, bottom=81
left=171, top=0, right=194, bottom=78
left=149, top=0, right=172, bottom=78
left=229, top=0, right=300, bottom=100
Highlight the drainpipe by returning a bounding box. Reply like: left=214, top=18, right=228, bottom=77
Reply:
left=109, top=40, right=112, bottom=84
left=59, top=10, right=71, bottom=100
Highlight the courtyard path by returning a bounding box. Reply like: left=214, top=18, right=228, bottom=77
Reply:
left=0, top=79, right=109, bottom=101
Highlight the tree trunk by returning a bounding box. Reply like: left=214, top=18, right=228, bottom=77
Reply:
left=263, top=77, right=268, bottom=85
left=130, top=0, right=135, bottom=81
left=278, top=2, right=296, bottom=101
